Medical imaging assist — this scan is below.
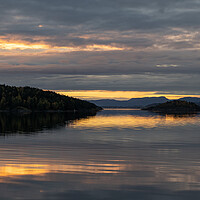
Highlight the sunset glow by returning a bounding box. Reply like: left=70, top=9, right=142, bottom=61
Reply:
left=56, top=90, right=200, bottom=100
left=1, top=1, right=200, bottom=199
left=0, top=39, right=125, bottom=52
left=0, top=39, right=49, bottom=50
left=0, top=0, right=200, bottom=97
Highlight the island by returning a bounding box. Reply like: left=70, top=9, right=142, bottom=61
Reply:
left=142, top=100, right=200, bottom=114
left=0, top=85, right=102, bottom=113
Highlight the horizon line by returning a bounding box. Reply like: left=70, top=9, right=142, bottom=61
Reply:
left=54, top=90, right=200, bottom=101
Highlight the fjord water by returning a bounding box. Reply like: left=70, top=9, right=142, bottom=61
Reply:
left=0, top=109, right=200, bottom=200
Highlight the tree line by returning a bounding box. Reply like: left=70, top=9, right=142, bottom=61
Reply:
left=0, top=85, right=100, bottom=111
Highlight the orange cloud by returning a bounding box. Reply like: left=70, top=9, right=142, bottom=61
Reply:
left=0, top=42, right=49, bottom=50
left=0, top=38, right=125, bottom=52
left=0, top=38, right=49, bottom=50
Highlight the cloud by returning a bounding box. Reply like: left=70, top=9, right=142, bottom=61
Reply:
left=0, top=0, right=200, bottom=93
left=1, top=0, right=200, bottom=52
left=1, top=72, right=200, bottom=96
left=156, top=64, right=179, bottom=68
left=1, top=0, right=200, bottom=47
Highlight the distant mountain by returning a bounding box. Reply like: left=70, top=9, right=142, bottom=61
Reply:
left=89, top=97, right=200, bottom=108
left=127, top=97, right=168, bottom=107
left=90, top=97, right=169, bottom=108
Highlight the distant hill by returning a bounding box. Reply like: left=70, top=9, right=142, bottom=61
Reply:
left=0, top=85, right=102, bottom=112
left=89, top=97, right=200, bottom=108
left=127, top=97, right=168, bottom=107
left=142, top=100, right=200, bottom=114
left=90, top=97, right=169, bottom=108
left=179, top=97, right=200, bottom=104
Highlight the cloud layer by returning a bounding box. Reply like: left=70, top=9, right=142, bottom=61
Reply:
left=0, top=0, right=200, bottom=94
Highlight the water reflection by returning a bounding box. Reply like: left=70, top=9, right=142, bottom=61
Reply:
left=0, top=112, right=97, bottom=134
left=0, top=161, right=125, bottom=179
left=70, top=109, right=200, bottom=130
left=1, top=109, right=199, bottom=134
left=0, top=109, right=199, bottom=199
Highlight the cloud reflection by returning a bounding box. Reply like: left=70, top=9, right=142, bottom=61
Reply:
left=0, top=109, right=199, bottom=199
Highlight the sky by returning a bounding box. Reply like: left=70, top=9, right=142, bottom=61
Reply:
left=0, top=0, right=200, bottom=99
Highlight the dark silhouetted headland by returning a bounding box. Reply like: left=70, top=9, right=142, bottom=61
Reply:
left=142, top=100, right=200, bottom=114
left=0, top=85, right=102, bottom=113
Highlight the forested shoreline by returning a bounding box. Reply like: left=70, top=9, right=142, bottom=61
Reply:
left=142, top=100, right=200, bottom=114
left=0, top=85, right=101, bottom=112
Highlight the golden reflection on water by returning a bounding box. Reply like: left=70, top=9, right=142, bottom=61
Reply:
left=0, top=161, right=126, bottom=179
left=0, top=164, right=49, bottom=177
left=0, top=110, right=199, bottom=196
left=69, top=114, right=200, bottom=129
left=0, top=160, right=199, bottom=191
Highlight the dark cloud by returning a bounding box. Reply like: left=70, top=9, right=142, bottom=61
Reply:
left=1, top=72, right=200, bottom=95
left=0, top=0, right=200, bottom=93
left=1, top=0, right=200, bottom=48
left=1, top=0, right=200, bottom=34
left=1, top=50, right=200, bottom=74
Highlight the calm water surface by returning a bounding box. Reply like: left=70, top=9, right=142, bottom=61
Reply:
left=0, top=109, right=200, bottom=200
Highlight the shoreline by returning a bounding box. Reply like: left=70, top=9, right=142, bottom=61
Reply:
left=0, top=108, right=103, bottom=114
